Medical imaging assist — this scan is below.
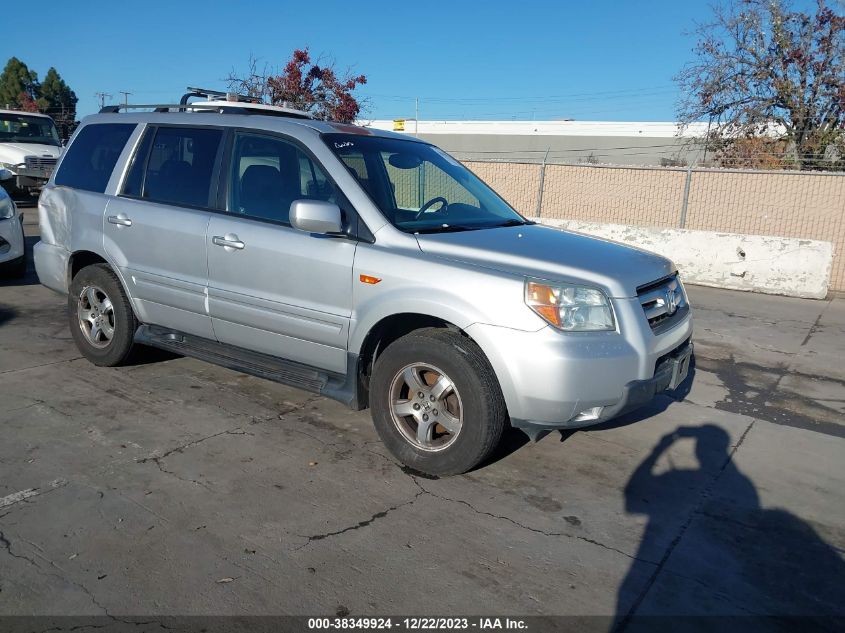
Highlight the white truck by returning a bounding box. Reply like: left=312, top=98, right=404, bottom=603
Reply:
left=0, top=109, right=62, bottom=199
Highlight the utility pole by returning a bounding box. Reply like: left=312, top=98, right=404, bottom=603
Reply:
left=415, top=97, right=419, bottom=137
left=119, top=91, right=132, bottom=107
left=94, top=92, right=112, bottom=110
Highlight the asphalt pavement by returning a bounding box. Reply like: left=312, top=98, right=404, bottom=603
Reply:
left=1, top=217, right=843, bottom=628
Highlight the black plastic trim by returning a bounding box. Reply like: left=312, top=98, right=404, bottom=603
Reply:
left=133, top=325, right=364, bottom=410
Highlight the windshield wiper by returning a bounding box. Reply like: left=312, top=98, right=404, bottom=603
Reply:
left=414, top=224, right=483, bottom=234
left=491, top=218, right=533, bottom=228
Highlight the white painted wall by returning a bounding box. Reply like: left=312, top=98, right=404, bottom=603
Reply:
left=365, top=119, right=709, bottom=138
left=531, top=219, right=833, bottom=300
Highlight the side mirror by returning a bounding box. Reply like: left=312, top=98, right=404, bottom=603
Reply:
left=0, top=168, right=13, bottom=182
left=290, top=199, right=343, bottom=235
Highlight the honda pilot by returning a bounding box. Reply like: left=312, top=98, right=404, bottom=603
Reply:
left=34, top=90, right=693, bottom=476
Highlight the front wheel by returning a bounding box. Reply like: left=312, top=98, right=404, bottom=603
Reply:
left=370, top=328, right=507, bottom=476
left=69, top=263, right=138, bottom=366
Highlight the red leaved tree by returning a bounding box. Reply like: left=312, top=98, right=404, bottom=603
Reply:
left=16, top=91, right=40, bottom=112
left=227, top=49, right=367, bottom=123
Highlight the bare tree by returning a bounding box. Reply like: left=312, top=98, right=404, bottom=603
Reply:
left=227, top=49, right=368, bottom=123
left=676, top=0, right=844, bottom=170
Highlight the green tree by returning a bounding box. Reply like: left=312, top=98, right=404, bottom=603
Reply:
left=0, top=57, right=41, bottom=110
left=40, top=67, right=78, bottom=138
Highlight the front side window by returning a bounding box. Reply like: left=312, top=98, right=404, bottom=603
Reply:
left=0, top=113, right=60, bottom=146
left=54, top=123, right=135, bottom=193
left=126, top=126, right=223, bottom=208
left=324, top=133, right=526, bottom=233
left=228, top=133, right=337, bottom=224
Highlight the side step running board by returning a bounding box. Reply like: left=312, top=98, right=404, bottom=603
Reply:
left=134, top=325, right=363, bottom=409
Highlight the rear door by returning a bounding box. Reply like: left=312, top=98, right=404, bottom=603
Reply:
left=104, top=125, right=224, bottom=339
left=206, top=131, right=356, bottom=374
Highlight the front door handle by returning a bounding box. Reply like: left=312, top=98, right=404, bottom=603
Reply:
left=107, top=214, right=132, bottom=227
left=212, top=234, right=245, bottom=250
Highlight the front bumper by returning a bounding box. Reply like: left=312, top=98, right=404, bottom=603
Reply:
left=0, top=213, right=25, bottom=264
left=510, top=339, right=693, bottom=436
left=465, top=297, right=694, bottom=435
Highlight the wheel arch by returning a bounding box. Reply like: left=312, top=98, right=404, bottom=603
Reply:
left=67, top=251, right=136, bottom=319
left=67, top=250, right=109, bottom=287
left=354, top=312, right=505, bottom=414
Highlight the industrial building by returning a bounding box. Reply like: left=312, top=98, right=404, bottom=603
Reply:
left=365, top=119, right=709, bottom=166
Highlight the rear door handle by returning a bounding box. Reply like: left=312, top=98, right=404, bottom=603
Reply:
left=212, top=234, right=245, bottom=250
left=107, top=214, right=132, bottom=227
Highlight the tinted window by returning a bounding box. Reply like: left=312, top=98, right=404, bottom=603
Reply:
left=141, top=127, right=223, bottom=208
left=229, top=133, right=337, bottom=224
left=54, top=123, right=135, bottom=193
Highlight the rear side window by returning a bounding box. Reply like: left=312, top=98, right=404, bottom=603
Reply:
left=123, top=126, right=223, bottom=208
left=54, top=123, right=135, bottom=193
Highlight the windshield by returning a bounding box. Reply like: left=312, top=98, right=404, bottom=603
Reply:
left=324, top=133, right=528, bottom=233
left=0, top=113, right=61, bottom=146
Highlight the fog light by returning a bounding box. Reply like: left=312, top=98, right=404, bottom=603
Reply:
left=573, top=406, right=603, bottom=422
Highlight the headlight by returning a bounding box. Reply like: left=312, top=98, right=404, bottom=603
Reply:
left=0, top=162, right=20, bottom=173
left=0, top=195, right=14, bottom=220
left=525, top=280, right=615, bottom=332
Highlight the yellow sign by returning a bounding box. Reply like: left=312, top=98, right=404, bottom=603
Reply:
left=393, top=119, right=405, bottom=131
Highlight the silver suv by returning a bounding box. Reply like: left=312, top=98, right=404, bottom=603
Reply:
left=34, top=91, right=693, bottom=476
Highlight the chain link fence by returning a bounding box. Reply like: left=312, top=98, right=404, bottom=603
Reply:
left=453, top=158, right=845, bottom=291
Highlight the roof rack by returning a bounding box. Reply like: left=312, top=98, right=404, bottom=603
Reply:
left=180, top=86, right=258, bottom=105
left=98, top=86, right=314, bottom=120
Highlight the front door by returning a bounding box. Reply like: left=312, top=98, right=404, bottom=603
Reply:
left=206, top=132, right=355, bottom=374
left=104, top=125, right=224, bottom=339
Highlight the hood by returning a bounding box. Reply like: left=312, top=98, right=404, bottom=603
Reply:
left=415, top=223, right=674, bottom=298
left=0, top=143, right=61, bottom=164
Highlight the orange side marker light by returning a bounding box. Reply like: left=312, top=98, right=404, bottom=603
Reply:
left=360, top=274, right=382, bottom=285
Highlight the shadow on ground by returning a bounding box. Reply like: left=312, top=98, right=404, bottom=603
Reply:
left=611, top=424, right=845, bottom=630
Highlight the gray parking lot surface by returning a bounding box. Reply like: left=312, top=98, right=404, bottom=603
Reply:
left=1, top=219, right=844, bottom=625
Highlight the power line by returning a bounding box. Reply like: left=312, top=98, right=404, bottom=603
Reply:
left=94, top=92, right=112, bottom=109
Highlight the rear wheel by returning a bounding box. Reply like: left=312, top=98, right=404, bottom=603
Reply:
left=69, top=263, right=138, bottom=366
left=370, top=328, right=507, bottom=476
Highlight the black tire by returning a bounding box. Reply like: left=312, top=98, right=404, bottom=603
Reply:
left=69, top=263, right=138, bottom=366
left=370, top=327, right=507, bottom=476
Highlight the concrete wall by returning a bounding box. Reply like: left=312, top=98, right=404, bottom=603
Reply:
left=458, top=162, right=845, bottom=293
left=531, top=219, right=833, bottom=300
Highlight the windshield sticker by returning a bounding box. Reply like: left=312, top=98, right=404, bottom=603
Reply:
left=334, top=141, right=354, bottom=149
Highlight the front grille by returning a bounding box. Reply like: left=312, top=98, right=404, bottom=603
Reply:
left=24, top=156, right=58, bottom=170
left=637, top=273, right=688, bottom=334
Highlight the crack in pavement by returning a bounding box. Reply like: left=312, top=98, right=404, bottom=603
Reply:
left=295, top=443, right=657, bottom=565
left=295, top=491, right=426, bottom=550
left=2, top=498, right=178, bottom=628
left=407, top=476, right=657, bottom=564
left=138, top=428, right=254, bottom=464
left=137, top=428, right=254, bottom=490
left=0, top=356, right=83, bottom=375
left=0, top=528, right=111, bottom=617
left=614, top=418, right=757, bottom=632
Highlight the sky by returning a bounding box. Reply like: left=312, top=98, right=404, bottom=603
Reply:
left=3, top=0, right=718, bottom=122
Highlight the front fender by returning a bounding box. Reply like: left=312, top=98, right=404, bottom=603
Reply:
left=349, top=242, right=544, bottom=354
